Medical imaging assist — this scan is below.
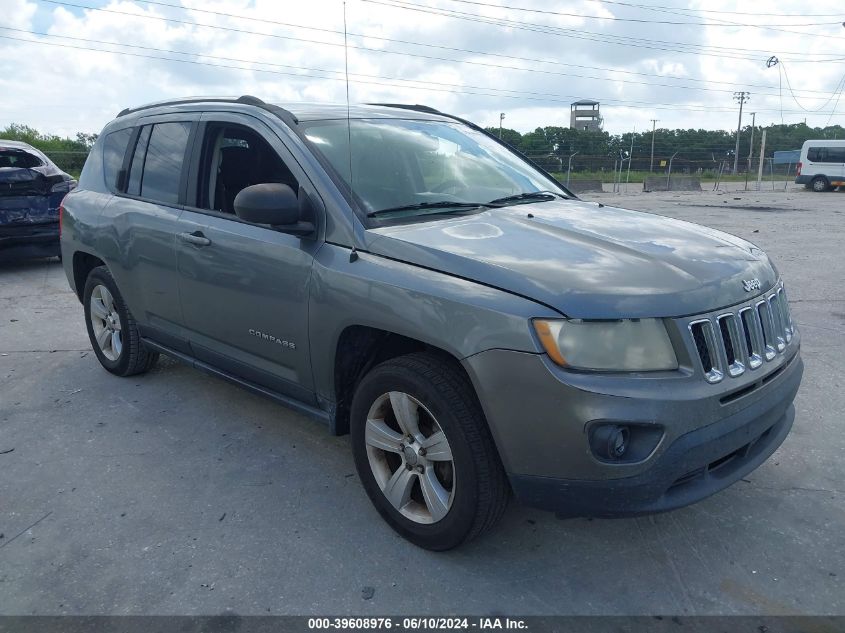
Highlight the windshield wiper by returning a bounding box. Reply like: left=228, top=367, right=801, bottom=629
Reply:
left=367, top=201, right=495, bottom=218
left=488, top=190, right=566, bottom=206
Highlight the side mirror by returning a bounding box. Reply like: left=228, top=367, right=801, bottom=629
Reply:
left=234, top=183, right=300, bottom=225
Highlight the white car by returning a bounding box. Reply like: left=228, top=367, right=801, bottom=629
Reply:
left=795, top=139, right=845, bottom=192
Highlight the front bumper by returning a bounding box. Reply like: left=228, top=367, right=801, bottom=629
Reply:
left=463, top=333, right=802, bottom=518
left=0, top=221, right=60, bottom=261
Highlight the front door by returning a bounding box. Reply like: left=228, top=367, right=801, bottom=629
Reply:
left=176, top=113, right=321, bottom=403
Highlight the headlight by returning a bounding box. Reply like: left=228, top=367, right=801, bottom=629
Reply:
left=533, top=318, right=678, bottom=371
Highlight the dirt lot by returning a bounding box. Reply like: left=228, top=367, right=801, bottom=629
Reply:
left=0, top=186, right=843, bottom=615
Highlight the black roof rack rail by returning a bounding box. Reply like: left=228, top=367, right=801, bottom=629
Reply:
left=368, top=103, right=441, bottom=115
left=114, top=95, right=299, bottom=128
left=369, top=103, right=576, bottom=199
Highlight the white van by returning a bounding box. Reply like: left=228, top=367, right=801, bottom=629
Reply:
left=796, top=139, right=845, bottom=191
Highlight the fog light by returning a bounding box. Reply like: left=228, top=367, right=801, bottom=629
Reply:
left=591, top=424, right=630, bottom=460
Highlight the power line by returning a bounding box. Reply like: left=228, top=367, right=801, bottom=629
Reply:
left=437, top=0, right=844, bottom=28
left=779, top=61, right=845, bottom=112
left=2, top=32, right=840, bottom=119
left=364, top=0, right=845, bottom=62
left=37, top=0, right=843, bottom=96
left=5, top=26, right=836, bottom=103
left=596, top=0, right=845, bottom=18
left=40, top=0, right=845, bottom=66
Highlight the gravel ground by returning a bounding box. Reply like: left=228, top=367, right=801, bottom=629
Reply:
left=0, top=186, right=843, bottom=616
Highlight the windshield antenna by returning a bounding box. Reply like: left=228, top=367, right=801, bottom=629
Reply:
left=343, top=1, right=358, bottom=263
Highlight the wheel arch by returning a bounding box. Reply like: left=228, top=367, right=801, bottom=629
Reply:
left=331, top=325, right=477, bottom=436
left=72, top=251, right=106, bottom=302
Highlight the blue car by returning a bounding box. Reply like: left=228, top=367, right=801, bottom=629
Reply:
left=0, top=140, right=76, bottom=262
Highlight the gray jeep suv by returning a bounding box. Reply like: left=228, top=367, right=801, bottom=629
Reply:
left=61, top=96, right=802, bottom=550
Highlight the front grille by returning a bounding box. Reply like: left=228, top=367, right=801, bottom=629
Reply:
left=686, top=282, right=794, bottom=384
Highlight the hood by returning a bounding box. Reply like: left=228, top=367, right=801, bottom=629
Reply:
left=366, top=199, right=777, bottom=318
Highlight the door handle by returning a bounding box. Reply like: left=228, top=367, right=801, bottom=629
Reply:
left=177, top=231, right=211, bottom=246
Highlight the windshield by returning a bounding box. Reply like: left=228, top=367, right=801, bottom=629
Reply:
left=300, top=118, right=563, bottom=221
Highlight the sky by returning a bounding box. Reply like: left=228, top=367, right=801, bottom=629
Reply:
left=1, top=0, right=844, bottom=137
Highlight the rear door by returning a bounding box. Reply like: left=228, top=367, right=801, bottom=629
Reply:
left=175, top=111, right=322, bottom=402
left=100, top=114, right=199, bottom=353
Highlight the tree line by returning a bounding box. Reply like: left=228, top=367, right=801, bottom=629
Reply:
left=3, top=120, right=842, bottom=176
left=484, top=121, right=845, bottom=172
left=1, top=123, right=97, bottom=173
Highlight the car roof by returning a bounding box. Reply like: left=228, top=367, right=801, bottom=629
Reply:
left=0, top=139, right=38, bottom=151
left=802, top=139, right=845, bottom=147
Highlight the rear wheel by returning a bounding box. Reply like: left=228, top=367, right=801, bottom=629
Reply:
left=811, top=176, right=831, bottom=192
left=83, top=266, right=158, bottom=376
left=350, top=352, right=509, bottom=550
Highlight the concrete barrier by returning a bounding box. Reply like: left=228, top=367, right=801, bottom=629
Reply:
left=566, top=179, right=604, bottom=194
left=643, top=176, right=702, bottom=192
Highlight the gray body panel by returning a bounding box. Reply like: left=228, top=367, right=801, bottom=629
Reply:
left=60, top=98, right=802, bottom=515
left=368, top=201, right=777, bottom=319
left=176, top=209, right=319, bottom=401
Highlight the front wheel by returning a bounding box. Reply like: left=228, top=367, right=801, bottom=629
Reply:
left=350, top=352, right=509, bottom=550
left=83, top=266, right=159, bottom=376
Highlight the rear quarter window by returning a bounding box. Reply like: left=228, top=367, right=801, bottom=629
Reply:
left=102, top=128, right=132, bottom=192
left=140, top=122, right=191, bottom=205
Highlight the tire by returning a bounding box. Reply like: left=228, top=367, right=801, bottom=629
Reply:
left=350, top=352, right=509, bottom=550
left=83, top=265, right=159, bottom=377
left=811, top=176, right=831, bottom=192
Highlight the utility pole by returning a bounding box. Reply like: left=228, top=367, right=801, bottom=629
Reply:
left=756, top=130, right=767, bottom=190
left=499, top=112, right=505, bottom=139
left=747, top=112, right=757, bottom=163
left=649, top=119, right=658, bottom=172
left=745, top=112, right=756, bottom=191
left=733, top=91, right=750, bottom=173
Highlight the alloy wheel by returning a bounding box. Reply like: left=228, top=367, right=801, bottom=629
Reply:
left=89, top=284, right=123, bottom=361
left=364, top=391, right=456, bottom=524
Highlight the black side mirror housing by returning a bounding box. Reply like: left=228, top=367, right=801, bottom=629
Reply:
left=234, top=183, right=299, bottom=225
left=233, top=183, right=316, bottom=237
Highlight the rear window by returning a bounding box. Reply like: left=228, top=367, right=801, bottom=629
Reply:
left=127, top=125, right=151, bottom=196
left=807, top=147, right=845, bottom=163
left=0, top=149, right=43, bottom=169
left=102, top=128, right=132, bottom=192
left=141, top=122, right=191, bottom=204
left=124, top=122, right=191, bottom=204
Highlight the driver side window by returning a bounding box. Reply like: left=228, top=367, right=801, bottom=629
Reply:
left=195, top=123, right=298, bottom=214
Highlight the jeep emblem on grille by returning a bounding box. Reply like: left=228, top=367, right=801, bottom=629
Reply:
left=742, top=278, right=761, bottom=292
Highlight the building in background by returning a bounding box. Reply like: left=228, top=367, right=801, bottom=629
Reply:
left=570, top=100, right=603, bottom=132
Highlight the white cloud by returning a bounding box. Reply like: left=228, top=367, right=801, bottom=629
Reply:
left=0, top=0, right=843, bottom=136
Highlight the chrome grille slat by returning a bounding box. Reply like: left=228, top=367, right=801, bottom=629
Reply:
left=768, top=293, right=786, bottom=352
left=757, top=300, right=778, bottom=361
left=738, top=307, right=764, bottom=369
left=689, top=319, right=724, bottom=383
left=716, top=313, right=745, bottom=377
left=686, top=281, right=794, bottom=383
left=777, top=287, right=793, bottom=343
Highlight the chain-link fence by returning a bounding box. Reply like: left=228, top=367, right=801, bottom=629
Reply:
left=518, top=152, right=801, bottom=192
left=46, top=151, right=89, bottom=177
